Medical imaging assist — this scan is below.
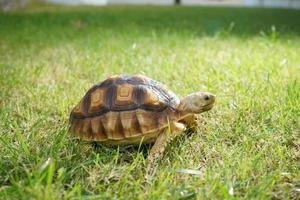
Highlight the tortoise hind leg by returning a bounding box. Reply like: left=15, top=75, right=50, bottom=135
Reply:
left=146, top=122, right=186, bottom=180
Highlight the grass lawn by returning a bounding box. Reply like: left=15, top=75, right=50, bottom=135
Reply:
left=0, top=3, right=300, bottom=199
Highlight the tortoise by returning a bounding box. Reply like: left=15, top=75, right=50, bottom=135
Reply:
left=69, top=75, right=215, bottom=171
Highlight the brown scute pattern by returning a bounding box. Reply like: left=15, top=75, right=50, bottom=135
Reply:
left=119, top=85, right=131, bottom=97
left=141, top=86, right=163, bottom=108
left=73, top=102, right=82, bottom=114
left=70, top=119, right=83, bottom=138
left=70, top=108, right=180, bottom=142
left=89, top=88, right=107, bottom=113
left=70, top=75, right=180, bottom=119
left=138, top=85, right=168, bottom=112
left=82, top=119, right=93, bottom=140
left=136, top=109, right=159, bottom=134
left=114, top=84, right=135, bottom=106
left=69, top=75, right=181, bottom=143
left=120, top=111, right=142, bottom=138
left=115, top=113, right=125, bottom=139
left=91, top=117, right=107, bottom=141
left=101, top=112, right=125, bottom=140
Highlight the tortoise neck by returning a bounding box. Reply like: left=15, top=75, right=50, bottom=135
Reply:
left=178, top=100, right=191, bottom=116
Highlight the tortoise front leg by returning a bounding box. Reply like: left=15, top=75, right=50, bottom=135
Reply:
left=146, top=122, right=186, bottom=179
left=179, top=114, right=198, bottom=127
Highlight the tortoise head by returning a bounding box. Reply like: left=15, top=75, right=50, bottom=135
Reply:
left=179, top=92, right=215, bottom=114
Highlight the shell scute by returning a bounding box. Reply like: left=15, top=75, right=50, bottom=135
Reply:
left=136, top=109, right=159, bottom=134
left=81, top=119, right=93, bottom=140
left=89, top=88, right=107, bottom=113
left=101, top=112, right=125, bottom=140
left=120, top=111, right=142, bottom=138
left=91, top=117, right=107, bottom=141
left=114, top=84, right=136, bottom=106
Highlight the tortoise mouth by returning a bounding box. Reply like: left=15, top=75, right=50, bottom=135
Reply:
left=201, top=102, right=214, bottom=112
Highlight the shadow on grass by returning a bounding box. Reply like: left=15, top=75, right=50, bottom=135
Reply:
left=92, top=142, right=151, bottom=162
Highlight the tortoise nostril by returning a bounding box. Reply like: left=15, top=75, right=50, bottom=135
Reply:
left=204, top=95, right=210, bottom=101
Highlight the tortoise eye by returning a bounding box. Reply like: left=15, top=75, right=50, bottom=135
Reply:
left=204, top=95, right=210, bottom=101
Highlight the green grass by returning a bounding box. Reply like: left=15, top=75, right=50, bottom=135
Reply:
left=0, top=3, right=300, bottom=199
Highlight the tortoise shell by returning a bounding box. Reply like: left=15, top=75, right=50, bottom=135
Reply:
left=69, top=75, right=181, bottom=145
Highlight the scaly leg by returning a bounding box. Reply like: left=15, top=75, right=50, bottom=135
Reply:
left=179, top=114, right=199, bottom=132
left=146, top=122, right=186, bottom=179
left=180, top=114, right=198, bottom=126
